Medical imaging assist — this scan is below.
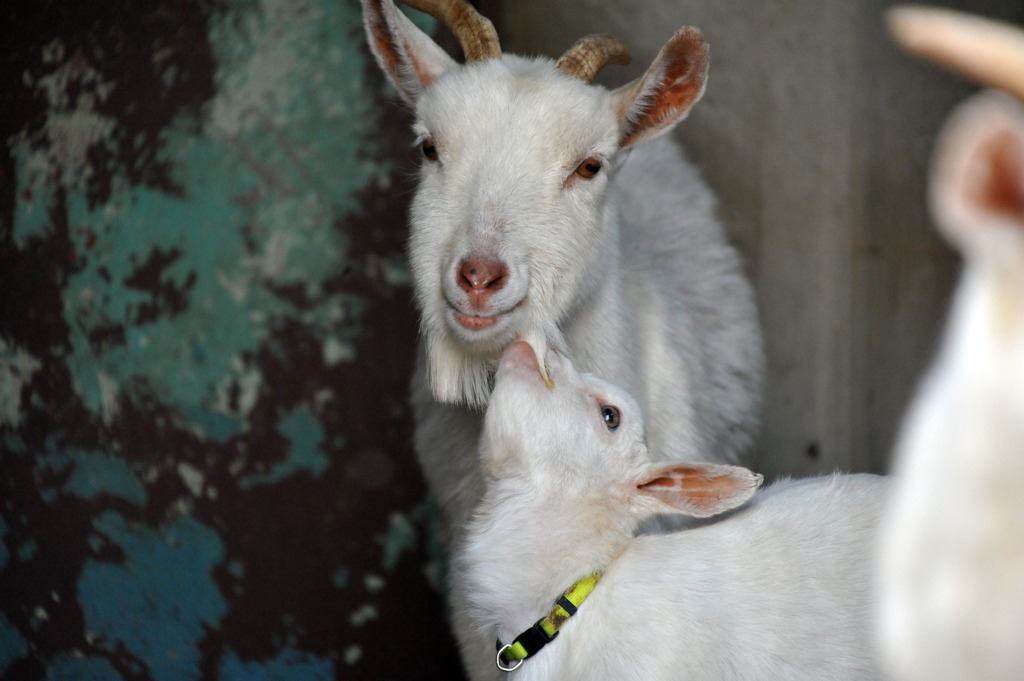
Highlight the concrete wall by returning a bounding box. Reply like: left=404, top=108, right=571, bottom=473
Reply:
left=499, top=0, right=1024, bottom=478
left=1, top=1, right=461, bottom=679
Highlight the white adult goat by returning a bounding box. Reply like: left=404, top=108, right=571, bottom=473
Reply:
left=458, top=340, right=886, bottom=681
left=361, top=0, right=763, bottom=541
left=879, top=8, right=1024, bottom=681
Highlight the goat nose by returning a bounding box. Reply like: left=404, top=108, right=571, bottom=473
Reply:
left=457, top=258, right=508, bottom=294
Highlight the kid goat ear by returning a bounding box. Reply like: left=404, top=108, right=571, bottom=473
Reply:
left=634, top=463, right=763, bottom=518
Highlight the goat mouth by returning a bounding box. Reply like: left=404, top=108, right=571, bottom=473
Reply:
left=446, top=299, right=524, bottom=337
left=453, top=311, right=499, bottom=330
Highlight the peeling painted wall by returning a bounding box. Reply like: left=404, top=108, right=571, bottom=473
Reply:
left=1, top=0, right=463, bottom=679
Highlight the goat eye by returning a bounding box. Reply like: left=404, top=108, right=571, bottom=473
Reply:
left=420, top=138, right=439, bottom=162
left=575, top=157, right=602, bottom=179
left=600, top=405, right=620, bottom=431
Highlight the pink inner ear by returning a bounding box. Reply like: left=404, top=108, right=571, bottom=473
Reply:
left=405, top=39, right=437, bottom=88
left=638, top=465, right=745, bottom=515
left=371, top=27, right=404, bottom=73
left=620, top=29, right=708, bottom=147
left=369, top=23, right=436, bottom=90
left=969, top=130, right=1024, bottom=222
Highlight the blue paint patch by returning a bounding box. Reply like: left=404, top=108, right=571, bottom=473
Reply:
left=219, top=646, right=334, bottom=681
left=16, top=538, right=37, bottom=562
left=45, top=654, right=124, bottom=681
left=78, top=512, right=227, bottom=681
left=239, top=406, right=328, bottom=489
left=181, top=406, right=246, bottom=444
left=39, top=450, right=148, bottom=507
left=0, top=612, right=27, bottom=678
left=87, top=534, right=105, bottom=553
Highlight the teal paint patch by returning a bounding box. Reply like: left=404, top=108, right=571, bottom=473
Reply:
left=0, top=612, right=27, bottom=677
left=181, top=406, right=245, bottom=444
left=11, top=144, right=55, bottom=245
left=16, top=0, right=395, bottom=426
left=78, top=512, right=227, bottom=681
left=38, top=450, right=148, bottom=507
left=58, top=145, right=263, bottom=421
left=239, top=406, right=328, bottom=489
left=379, top=512, right=415, bottom=572
left=331, top=567, right=349, bottom=589
left=2, top=433, right=26, bottom=454
left=16, top=538, right=37, bottom=562
left=205, top=0, right=390, bottom=216
left=376, top=499, right=447, bottom=585
left=411, top=498, right=446, bottom=592
left=219, top=646, right=334, bottom=681
left=45, top=654, right=124, bottom=681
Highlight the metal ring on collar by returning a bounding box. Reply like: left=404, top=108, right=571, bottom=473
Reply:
left=496, top=644, right=524, bottom=672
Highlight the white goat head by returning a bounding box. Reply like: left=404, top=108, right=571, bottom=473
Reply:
left=362, top=0, right=711, bottom=406
left=483, top=341, right=761, bottom=533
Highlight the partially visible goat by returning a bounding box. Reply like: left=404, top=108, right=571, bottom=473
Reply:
left=456, top=340, right=887, bottom=681
left=879, top=8, right=1024, bottom=681
left=361, top=0, right=762, bottom=541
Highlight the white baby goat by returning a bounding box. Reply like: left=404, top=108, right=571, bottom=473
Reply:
left=457, top=340, right=887, bottom=681
left=879, top=8, right=1024, bottom=681
left=361, top=0, right=763, bottom=541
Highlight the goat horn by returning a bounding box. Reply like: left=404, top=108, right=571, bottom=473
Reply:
left=403, top=0, right=501, bottom=62
left=887, top=5, right=1024, bottom=102
left=557, top=34, right=632, bottom=83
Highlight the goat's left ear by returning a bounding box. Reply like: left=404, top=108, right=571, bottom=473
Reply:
left=363, top=0, right=459, bottom=105
left=612, top=27, right=710, bottom=148
left=632, top=463, right=762, bottom=518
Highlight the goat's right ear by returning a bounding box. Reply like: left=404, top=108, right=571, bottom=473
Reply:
left=930, top=92, right=1024, bottom=252
left=612, top=27, right=710, bottom=148
left=632, top=463, right=762, bottom=518
left=363, top=0, right=458, bottom=105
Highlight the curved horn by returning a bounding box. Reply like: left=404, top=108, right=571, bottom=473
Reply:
left=887, top=6, right=1024, bottom=102
left=403, top=0, right=501, bottom=62
left=557, top=34, right=632, bottom=83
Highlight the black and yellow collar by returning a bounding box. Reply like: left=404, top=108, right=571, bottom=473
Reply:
left=495, top=573, right=601, bottom=672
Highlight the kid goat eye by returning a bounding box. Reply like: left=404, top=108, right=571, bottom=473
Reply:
left=420, top=138, right=439, bottom=161
left=601, top=405, right=621, bottom=431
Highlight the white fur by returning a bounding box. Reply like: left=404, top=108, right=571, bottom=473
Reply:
left=878, top=91, right=1024, bottom=681
left=362, top=0, right=762, bottom=530
left=363, top=4, right=762, bottom=677
left=457, top=342, right=887, bottom=681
